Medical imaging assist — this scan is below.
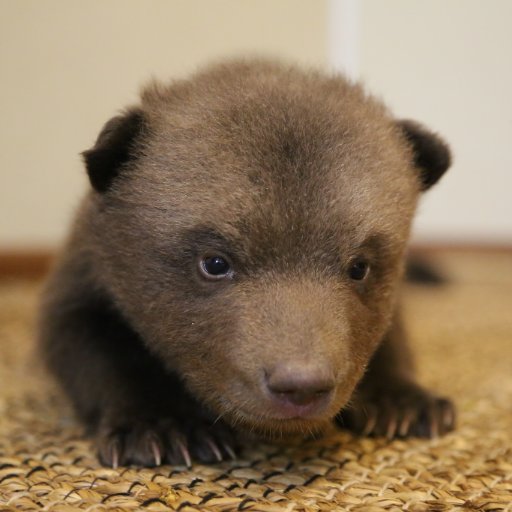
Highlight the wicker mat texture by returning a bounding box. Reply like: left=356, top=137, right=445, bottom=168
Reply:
left=1, top=251, right=511, bottom=511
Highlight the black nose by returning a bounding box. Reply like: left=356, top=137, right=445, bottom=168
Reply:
left=266, top=363, right=335, bottom=407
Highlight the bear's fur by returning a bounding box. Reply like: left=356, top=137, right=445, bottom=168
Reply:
left=39, top=60, right=454, bottom=467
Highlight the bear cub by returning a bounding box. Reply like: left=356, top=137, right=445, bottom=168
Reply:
left=40, top=60, right=455, bottom=468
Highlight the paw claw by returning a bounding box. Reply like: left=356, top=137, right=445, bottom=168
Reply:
left=222, top=441, right=237, bottom=460
left=361, top=407, right=377, bottom=436
left=206, top=437, right=223, bottom=462
left=150, top=439, right=162, bottom=466
left=441, top=400, right=456, bottom=431
left=110, top=439, right=120, bottom=469
left=429, top=416, right=439, bottom=438
left=385, top=412, right=398, bottom=440
left=176, top=439, right=192, bottom=468
left=398, top=409, right=414, bottom=437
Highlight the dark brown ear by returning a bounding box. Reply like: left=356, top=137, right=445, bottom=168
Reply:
left=398, top=120, right=451, bottom=190
left=82, top=109, right=144, bottom=193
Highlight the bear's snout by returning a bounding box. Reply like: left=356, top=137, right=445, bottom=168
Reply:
left=264, top=362, right=335, bottom=418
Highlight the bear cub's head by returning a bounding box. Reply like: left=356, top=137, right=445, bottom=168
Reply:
left=82, top=60, right=450, bottom=435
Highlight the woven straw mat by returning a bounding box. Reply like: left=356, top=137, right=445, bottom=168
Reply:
left=1, top=251, right=511, bottom=511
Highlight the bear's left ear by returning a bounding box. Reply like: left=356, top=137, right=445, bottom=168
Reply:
left=397, top=119, right=452, bottom=190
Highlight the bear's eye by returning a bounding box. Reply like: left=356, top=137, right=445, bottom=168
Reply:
left=199, top=254, right=233, bottom=280
left=348, top=258, right=370, bottom=281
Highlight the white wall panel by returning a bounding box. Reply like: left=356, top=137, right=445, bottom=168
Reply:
left=329, top=0, right=512, bottom=243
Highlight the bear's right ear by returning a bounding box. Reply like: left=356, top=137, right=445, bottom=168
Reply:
left=82, top=109, right=144, bottom=193
left=397, top=119, right=451, bottom=191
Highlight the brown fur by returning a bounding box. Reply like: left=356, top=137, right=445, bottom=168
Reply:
left=39, top=59, right=454, bottom=467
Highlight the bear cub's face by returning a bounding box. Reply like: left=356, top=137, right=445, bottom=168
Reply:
left=83, top=62, right=450, bottom=436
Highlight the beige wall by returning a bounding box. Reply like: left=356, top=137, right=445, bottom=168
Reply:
left=0, top=0, right=328, bottom=249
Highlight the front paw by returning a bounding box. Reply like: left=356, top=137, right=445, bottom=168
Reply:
left=336, top=382, right=455, bottom=439
left=97, top=417, right=238, bottom=468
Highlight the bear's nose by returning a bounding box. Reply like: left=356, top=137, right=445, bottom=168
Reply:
left=266, top=363, right=335, bottom=407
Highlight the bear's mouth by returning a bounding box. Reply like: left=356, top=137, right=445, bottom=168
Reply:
left=225, top=405, right=333, bottom=438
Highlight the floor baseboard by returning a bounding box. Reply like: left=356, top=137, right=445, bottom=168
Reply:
left=0, top=251, right=55, bottom=279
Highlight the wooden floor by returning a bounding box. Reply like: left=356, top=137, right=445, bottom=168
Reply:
left=0, top=250, right=511, bottom=511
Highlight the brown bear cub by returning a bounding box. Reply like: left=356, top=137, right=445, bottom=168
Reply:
left=40, top=60, right=455, bottom=468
